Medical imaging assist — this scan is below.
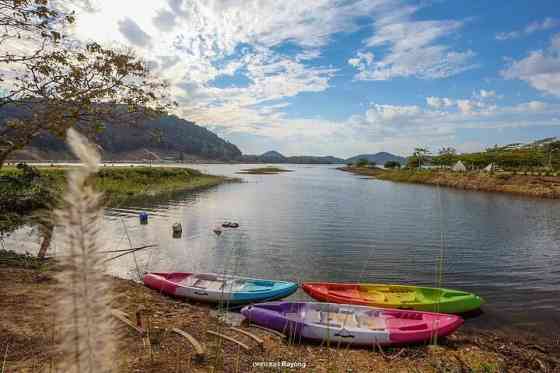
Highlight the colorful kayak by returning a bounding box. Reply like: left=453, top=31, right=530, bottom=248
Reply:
left=302, top=283, right=484, bottom=314
left=144, top=272, right=298, bottom=305
left=241, top=302, right=463, bottom=346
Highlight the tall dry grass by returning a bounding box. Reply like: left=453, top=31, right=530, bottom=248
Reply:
left=54, top=128, right=114, bottom=372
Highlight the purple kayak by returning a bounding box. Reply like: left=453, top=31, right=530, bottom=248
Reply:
left=241, top=301, right=463, bottom=346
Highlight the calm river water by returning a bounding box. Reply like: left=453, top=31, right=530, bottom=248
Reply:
left=7, top=164, right=560, bottom=338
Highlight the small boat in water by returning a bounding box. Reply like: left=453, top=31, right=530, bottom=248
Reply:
left=302, top=282, right=484, bottom=314
left=143, top=272, right=298, bottom=304
left=241, top=301, right=463, bottom=346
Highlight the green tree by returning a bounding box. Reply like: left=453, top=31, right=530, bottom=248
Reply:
left=384, top=160, right=400, bottom=169
left=545, top=141, right=560, bottom=169
left=0, top=1, right=174, bottom=168
left=356, top=158, right=369, bottom=167
left=435, top=147, right=457, bottom=166
left=411, top=147, right=430, bottom=169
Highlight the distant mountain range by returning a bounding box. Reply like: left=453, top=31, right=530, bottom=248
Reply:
left=2, top=105, right=405, bottom=164
left=240, top=151, right=406, bottom=165
left=345, top=152, right=407, bottom=165
left=239, top=151, right=346, bottom=164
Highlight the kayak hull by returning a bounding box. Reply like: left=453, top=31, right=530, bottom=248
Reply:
left=302, top=282, right=484, bottom=314
left=241, top=301, right=463, bottom=346
left=144, top=272, right=298, bottom=305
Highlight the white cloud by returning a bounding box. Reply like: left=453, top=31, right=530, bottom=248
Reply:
left=457, top=99, right=474, bottom=114
left=427, top=89, right=502, bottom=112
left=54, top=0, right=404, bottom=137
left=501, top=33, right=560, bottom=96
left=478, top=89, right=497, bottom=99
left=348, top=51, right=374, bottom=68
left=117, top=18, right=152, bottom=47
left=426, top=96, right=454, bottom=109
left=350, top=13, right=477, bottom=80
left=526, top=18, right=560, bottom=33
left=496, top=31, right=521, bottom=41
left=295, top=49, right=322, bottom=62
left=496, top=18, right=560, bottom=40
left=336, top=97, right=559, bottom=155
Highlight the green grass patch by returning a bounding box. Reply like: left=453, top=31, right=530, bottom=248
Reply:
left=0, top=165, right=230, bottom=233
left=93, top=166, right=227, bottom=205
left=0, top=249, right=53, bottom=270
left=237, top=166, right=293, bottom=174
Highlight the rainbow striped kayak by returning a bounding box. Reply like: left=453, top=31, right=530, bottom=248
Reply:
left=144, top=272, right=297, bottom=305
left=302, top=282, right=484, bottom=314
left=241, top=302, right=463, bottom=346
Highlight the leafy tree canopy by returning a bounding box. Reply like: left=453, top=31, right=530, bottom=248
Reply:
left=0, top=0, right=174, bottom=167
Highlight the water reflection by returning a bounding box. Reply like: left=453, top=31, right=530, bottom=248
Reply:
left=6, top=163, right=560, bottom=338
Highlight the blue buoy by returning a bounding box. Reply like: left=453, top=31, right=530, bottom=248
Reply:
left=139, top=212, right=148, bottom=225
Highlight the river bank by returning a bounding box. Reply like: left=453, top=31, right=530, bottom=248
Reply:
left=0, top=165, right=232, bottom=234
left=1, top=251, right=558, bottom=373
left=339, top=166, right=560, bottom=199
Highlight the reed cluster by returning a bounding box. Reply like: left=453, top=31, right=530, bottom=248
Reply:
left=55, top=129, right=114, bottom=372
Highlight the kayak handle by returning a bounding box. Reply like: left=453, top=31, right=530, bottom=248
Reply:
left=334, top=333, right=354, bottom=339
left=194, top=291, right=208, bottom=296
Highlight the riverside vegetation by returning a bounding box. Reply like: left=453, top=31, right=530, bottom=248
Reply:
left=340, top=166, right=560, bottom=199
left=341, top=139, right=560, bottom=199
left=0, top=164, right=229, bottom=234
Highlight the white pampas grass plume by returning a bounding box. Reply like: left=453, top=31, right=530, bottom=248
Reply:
left=55, top=128, right=114, bottom=373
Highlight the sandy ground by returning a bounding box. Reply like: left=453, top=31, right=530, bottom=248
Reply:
left=1, top=259, right=559, bottom=373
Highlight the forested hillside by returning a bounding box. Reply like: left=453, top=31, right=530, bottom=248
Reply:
left=0, top=105, right=242, bottom=161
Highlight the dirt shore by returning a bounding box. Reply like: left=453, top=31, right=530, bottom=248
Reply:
left=1, top=253, right=559, bottom=372
left=339, top=166, right=560, bottom=199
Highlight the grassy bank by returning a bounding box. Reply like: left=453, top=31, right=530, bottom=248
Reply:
left=237, top=166, right=293, bottom=175
left=1, top=250, right=558, bottom=372
left=340, top=166, right=560, bottom=199
left=0, top=165, right=230, bottom=233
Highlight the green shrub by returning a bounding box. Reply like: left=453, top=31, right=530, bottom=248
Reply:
left=384, top=160, right=401, bottom=169
left=356, top=159, right=369, bottom=167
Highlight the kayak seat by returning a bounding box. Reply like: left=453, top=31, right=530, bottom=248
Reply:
left=192, top=279, right=224, bottom=291
left=306, top=310, right=358, bottom=328
left=398, top=323, right=428, bottom=331
left=356, top=314, right=386, bottom=331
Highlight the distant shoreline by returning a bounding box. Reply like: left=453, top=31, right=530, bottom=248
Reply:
left=339, top=166, right=560, bottom=199
left=5, top=160, right=345, bottom=165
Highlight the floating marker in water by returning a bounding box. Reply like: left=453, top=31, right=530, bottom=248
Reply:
left=172, top=223, right=182, bottom=238
left=222, top=222, right=240, bottom=228
left=139, top=212, right=148, bottom=225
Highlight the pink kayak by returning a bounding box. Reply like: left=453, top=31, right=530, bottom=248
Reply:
left=241, top=301, right=463, bottom=346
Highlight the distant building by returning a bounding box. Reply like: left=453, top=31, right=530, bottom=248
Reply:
left=452, top=161, right=467, bottom=172
left=483, top=163, right=494, bottom=172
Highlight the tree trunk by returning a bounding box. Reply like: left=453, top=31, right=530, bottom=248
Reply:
left=0, top=150, right=8, bottom=170
left=37, top=223, right=53, bottom=259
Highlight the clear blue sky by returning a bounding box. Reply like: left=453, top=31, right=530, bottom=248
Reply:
left=68, top=0, right=560, bottom=157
